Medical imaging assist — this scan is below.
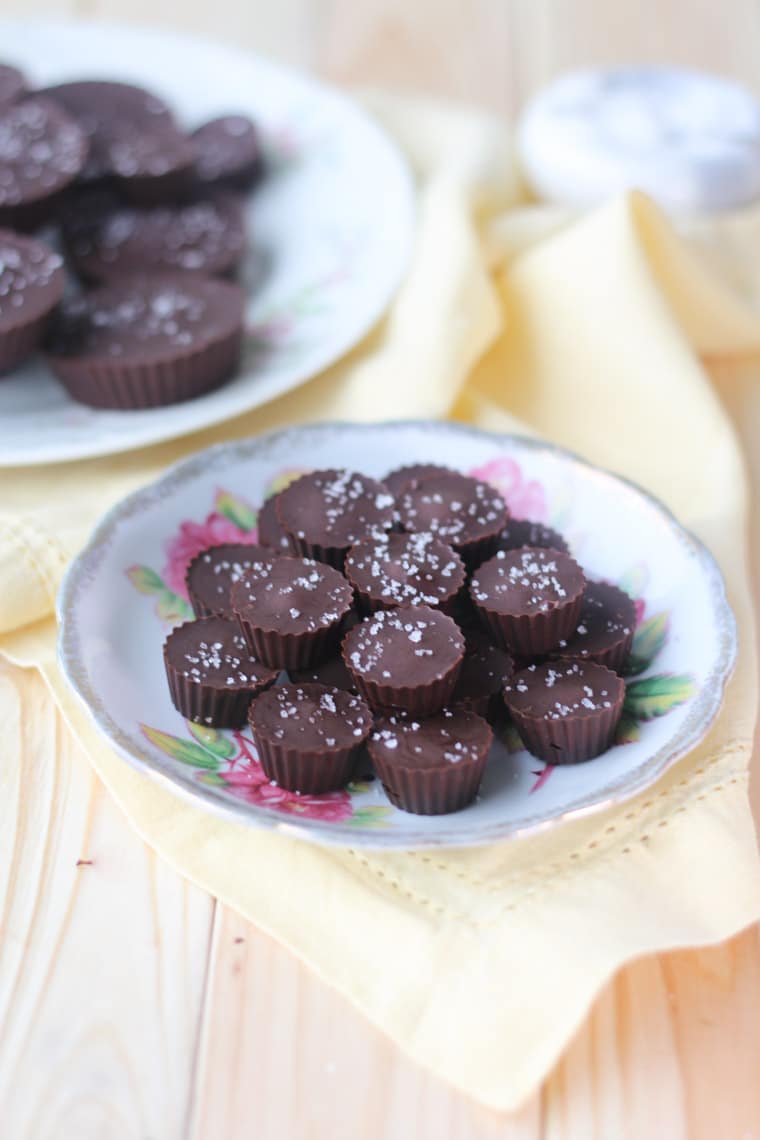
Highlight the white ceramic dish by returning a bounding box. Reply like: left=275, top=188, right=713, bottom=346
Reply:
left=57, top=422, right=737, bottom=850
left=0, top=21, right=415, bottom=466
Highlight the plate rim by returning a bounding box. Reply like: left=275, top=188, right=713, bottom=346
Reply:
left=0, top=16, right=416, bottom=467
left=56, top=420, right=738, bottom=850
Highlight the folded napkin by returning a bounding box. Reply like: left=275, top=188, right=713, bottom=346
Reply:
left=2, top=94, right=759, bottom=1111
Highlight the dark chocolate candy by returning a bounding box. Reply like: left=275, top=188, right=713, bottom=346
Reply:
left=344, top=530, right=465, bottom=614
left=45, top=273, right=245, bottom=409
left=0, top=96, right=88, bottom=225
left=382, top=462, right=456, bottom=497
left=503, top=659, right=625, bottom=763
left=276, top=468, right=395, bottom=568
left=163, top=615, right=278, bottom=727
left=397, top=472, right=507, bottom=568
left=61, top=189, right=246, bottom=282
left=451, top=641, right=514, bottom=719
left=470, top=546, right=585, bottom=657
left=368, top=707, right=493, bottom=814
left=231, top=555, right=354, bottom=670
left=496, top=518, right=569, bottom=555
left=0, top=230, right=64, bottom=374
left=41, top=80, right=193, bottom=200
left=289, top=655, right=358, bottom=694
left=191, top=114, right=263, bottom=190
left=249, top=681, right=372, bottom=793
left=342, top=603, right=465, bottom=716
left=256, top=492, right=294, bottom=553
left=554, top=581, right=636, bottom=673
left=186, top=542, right=271, bottom=620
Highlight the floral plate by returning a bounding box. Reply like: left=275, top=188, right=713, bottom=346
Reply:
left=0, top=20, right=414, bottom=466
left=57, top=422, right=737, bottom=849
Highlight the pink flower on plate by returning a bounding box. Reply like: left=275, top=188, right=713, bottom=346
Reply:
left=469, top=457, right=548, bottom=522
left=223, top=764, right=353, bottom=822
left=163, top=513, right=258, bottom=600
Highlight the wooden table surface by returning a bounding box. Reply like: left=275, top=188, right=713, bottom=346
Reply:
left=3, top=2, right=760, bottom=1137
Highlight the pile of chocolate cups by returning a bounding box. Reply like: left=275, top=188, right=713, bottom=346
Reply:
left=163, top=465, right=635, bottom=815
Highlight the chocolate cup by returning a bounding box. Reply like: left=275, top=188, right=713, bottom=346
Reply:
left=0, top=312, right=56, bottom=375
left=455, top=532, right=502, bottom=571
left=185, top=542, right=270, bottom=620
left=164, top=652, right=275, bottom=729
left=350, top=581, right=464, bottom=619
left=369, top=740, right=491, bottom=816
left=476, top=591, right=584, bottom=658
left=557, top=633, right=633, bottom=675
left=275, top=469, right=395, bottom=570
left=238, top=620, right=345, bottom=672
left=552, top=583, right=637, bottom=674
left=346, top=656, right=463, bottom=717
left=504, top=664, right=625, bottom=764
left=341, top=611, right=465, bottom=716
left=470, top=548, right=586, bottom=657
left=248, top=693, right=371, bottom=794
left=48, top=328, right=242, bottom=410
left=250, top=730, right=362, bottom=794
left=0, top=231, right=65, bottom=375
left=284, top=536, right=350, bottom=571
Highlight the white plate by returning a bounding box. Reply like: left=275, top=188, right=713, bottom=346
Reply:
left=0, top=21, right=415, bottom=466
left=57, top=422, right=737, bottom=850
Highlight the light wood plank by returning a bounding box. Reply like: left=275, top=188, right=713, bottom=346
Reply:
left=189, top=906, right=542, bottom=1140
left=317, top=0, right=517, bottom=115
left=543, top=931, right=760, bottom=1140
left=0, top=667, right=214, bottom=1140
left=80, top=0, right=317, bottom=69
left=512, top=0, right=760, bottom=103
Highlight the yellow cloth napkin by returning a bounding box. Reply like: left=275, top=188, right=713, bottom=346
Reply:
left=2, top=95, right=760, bottom=1111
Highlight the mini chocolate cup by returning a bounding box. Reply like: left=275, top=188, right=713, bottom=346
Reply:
left=185, top=542, right=270, bottom=620
left=237, top=620, right=344, bottom=672
left=555, top=633, right=633, bottom=675
left=248, top=706, right=370, bottom=794
left=370, top=749, right=489, bottom=815
left=164, top=654, right=275, bottom=728
left=48, top=328, right=242, bottom=410
left=284, top=535, right=349, bottom=571
left=470, top=548, right=586, bottom=657
left=350, top=582, right=464, bottom=618
left=455, top=532, right=502, bottom=571
left=0, top=230, right=65, bottom=374
left=504, top=665, right=625, bottom=764
left=250, top=733, right=361, bottom=794
left=0, top=312, right=55, bottom=375
left=342, top=649, right=463, bottom=717
left=353, top=667, right=462, bottom=717
left=477, top=593, right=583, bottom=658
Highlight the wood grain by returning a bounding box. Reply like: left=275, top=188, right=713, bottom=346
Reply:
left=0, top=668, right=214, bottom=1140
left=1, top=3, right=760, bottom=1138
left=188, top=907, right=542, bottom=1140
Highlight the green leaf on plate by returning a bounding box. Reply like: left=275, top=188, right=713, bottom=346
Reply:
left=215, top=488, right=257, bottom=532
left=614, top=709, right=641, bottom=745
left=623, top=674, right=696, bottom=721
left=502, top=720, right=524, bottom=754
left=156, top=589, right=193, bottom=624
left=349, top=806, right=393, bottom=827
left=126, top=564, right=166, bottom=595
left=263, top=469, right=308, bottom=499
left=187, top=721, right=237, bottom=759
left=626, top=612, right=669, bottom=676
left=141, top=724, right=220, bottom=769
left=197, top=772, right=228, bottom=787
left=346, top=780, right=375, bottom=795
